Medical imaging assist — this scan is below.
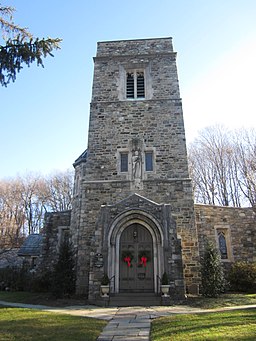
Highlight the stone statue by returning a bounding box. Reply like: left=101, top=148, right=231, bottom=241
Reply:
left=132, top=150, right=142, bottom=179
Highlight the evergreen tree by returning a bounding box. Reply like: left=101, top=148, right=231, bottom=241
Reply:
left=52, top=238, right=76, bottom=298
left=0, top=4, right=61, bottom=86
left=201, top=241, right=226, bottom=297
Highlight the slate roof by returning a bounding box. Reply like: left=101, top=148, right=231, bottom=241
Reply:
left=18, top=234, right=43, bottom=257
left=73, top=149, right=87, bottom=167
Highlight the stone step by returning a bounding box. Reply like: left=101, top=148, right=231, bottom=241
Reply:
left=108, top=293, right=162, bottom=307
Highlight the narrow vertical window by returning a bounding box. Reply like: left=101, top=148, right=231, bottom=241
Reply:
left=218, top=232, right=228, bottom=259
left=136, top=71, right=145, bottom=98
left=145, top=151, right=153, bottom=171
left=126, top=70, right=145, bottom=99
left=126, top=72, right=135, bottom=98
left=120, top=153, right=128, bottom=172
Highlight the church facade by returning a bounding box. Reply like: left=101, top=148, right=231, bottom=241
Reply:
left=39, top=38, right=255, bottom=304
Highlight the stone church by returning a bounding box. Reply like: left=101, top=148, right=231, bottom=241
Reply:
left=37, top=38, right=255, bottom=305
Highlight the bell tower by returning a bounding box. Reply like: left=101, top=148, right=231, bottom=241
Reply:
left=71, top=38, right=200, bottom=301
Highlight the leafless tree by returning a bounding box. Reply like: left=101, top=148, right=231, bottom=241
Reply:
left=0, top=179, right=25, bottom=251
left=188, top=125, right=256, bottom=207
left=18, top=173, right=48, bottom=234
left=44, top=169, right=74, bottom=212
left=233, top=128, right=256, bottom=206
left=0, top=169, right=74, bottom=252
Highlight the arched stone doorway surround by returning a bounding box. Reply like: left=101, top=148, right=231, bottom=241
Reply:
left=107, top=209, right=164, bottom=293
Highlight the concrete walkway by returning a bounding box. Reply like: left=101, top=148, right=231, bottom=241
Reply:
left=1, top=300, right=256, bottom=341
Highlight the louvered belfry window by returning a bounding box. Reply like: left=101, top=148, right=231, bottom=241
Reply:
left=126, top=72, right=135, bottom=98
left=126, top=70, right=145, bottom=99
left=136, top=71, right=145, bottom=98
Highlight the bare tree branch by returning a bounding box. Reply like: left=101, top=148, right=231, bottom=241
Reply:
left=188, top=125, right=256, bottom=207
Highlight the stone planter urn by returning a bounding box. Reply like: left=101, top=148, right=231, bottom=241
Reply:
left=100, top=274, right=110, bottom=297
left=161, top=272, right=170, bottom=297
left=100, top=285, right=110, bottom=297
left=161, top=284, right=170, bottom=297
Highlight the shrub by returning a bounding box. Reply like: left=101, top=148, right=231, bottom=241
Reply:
left=0, top=264, right=32, bottom=291
left=31, top=271, right=53, bottom=292
left=51, top=238, right=76, bottom=298
left=201, top=241, right=226, bottom=297
left=101, top=274, right=110, bottom=285
left=161, top=272, right=169, bottom=285
left=228, top=261, right=256, bottom=292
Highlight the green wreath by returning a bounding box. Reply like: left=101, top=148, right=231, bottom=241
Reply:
left=138, top=250, right=151, bottom=267
left=122, top=250, right=134, bottom=267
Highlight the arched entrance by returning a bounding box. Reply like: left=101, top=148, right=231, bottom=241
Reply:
left=119, top=224, right=154, bottom=292
left=107, top=208, right=164, bottom=294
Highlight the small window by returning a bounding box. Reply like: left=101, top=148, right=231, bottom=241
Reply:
left=136, top=71, right=145, bottom=98
left=215, top=227, right=233, bottom=262
left=145, top=151, right=153, bottom=171
left=126, top=70, right=145, bottom=99
left=218, top=232, right=228, bottom=259
left=58, top=227, right=70, bottom=250
left=126, top=72, right=134, bottom=98
left=120, top=153, right=128, bottom=172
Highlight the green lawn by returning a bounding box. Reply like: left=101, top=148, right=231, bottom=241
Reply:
left=184, top=293, right=256, bottom=309
left=151, top=309, right=256, bottom=340
left=1, top=291, right=256, bottom=309
left=1, top=291, right=256, bottom=340
left=0, top=291, right=86, bottom=307
left=0, top=307, right=107, bottom=341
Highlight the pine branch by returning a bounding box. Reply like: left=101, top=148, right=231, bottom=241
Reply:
left=0, top=4, right=62, bottom=85
left=0, top=37, right=62, bottom=86
left=0, top=5, right=31, bottom=40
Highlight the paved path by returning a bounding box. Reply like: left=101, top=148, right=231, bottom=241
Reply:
left=1, top=300, right=256, bottom=341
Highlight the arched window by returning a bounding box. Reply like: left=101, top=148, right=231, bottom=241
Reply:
left=218, top=231, right=228, bottom=259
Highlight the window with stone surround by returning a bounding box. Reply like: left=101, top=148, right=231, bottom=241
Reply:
left=218, top=232, right=228, bottom=259
left=117, top=143, right=155, bottom=178
left=120, top=152, right=128, bottom=172
left=126, top=70, right=145, bottom=99
left=145, top=151, right=153, bottom=171
left=58, top=226, right=70, bottom=250
left=215, top=227, right=233, bottom=261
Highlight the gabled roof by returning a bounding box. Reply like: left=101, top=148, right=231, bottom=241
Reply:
left=73, top=149, right=87, bottom=167
left=18, top=234, right=43, bottom=257
left=113, top=193, right=161, bottom=208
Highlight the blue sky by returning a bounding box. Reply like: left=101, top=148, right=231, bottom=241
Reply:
left=1, top=0, right=256, bottom=178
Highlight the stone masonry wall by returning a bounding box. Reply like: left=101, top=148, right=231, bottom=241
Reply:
left=71, top=38, right=200, bottom=296
left=39, top=211, right=71, bottom=272
left=195, top=204, right=256, bottom=264
left=87, top=100, right=188, bottom=180
left=72, top=178, right=199, bottom=295
left=88, top=194, right=185, bottom=300
left=95, top=38, right=174, bottom=57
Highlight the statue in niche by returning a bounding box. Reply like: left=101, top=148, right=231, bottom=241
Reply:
left=132, top=150, right=142, bottom=179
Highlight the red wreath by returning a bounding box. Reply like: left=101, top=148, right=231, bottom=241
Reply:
left=140, top=256, right=147, bottom=267
left=124, top=256, right=131, bottom=267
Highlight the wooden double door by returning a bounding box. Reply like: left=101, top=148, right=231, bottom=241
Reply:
left=119, top=224, right=154, bottom=292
